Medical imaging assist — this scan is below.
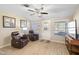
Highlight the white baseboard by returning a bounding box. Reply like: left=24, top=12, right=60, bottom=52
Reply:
left=40, top=39, right=65, bottom=44
left=0, top=43, right=10, bottom=48
left=50, top=39, right=65, bottom=44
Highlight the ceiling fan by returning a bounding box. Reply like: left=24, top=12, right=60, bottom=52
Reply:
left=23, top=4, right=48, bottom=16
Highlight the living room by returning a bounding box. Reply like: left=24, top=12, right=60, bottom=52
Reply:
left=0, top=4, right=79, bottom=55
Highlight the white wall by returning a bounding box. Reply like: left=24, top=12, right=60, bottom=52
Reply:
left=51, top=19, right=70, bottom=43
left=0, top=10, right=74, bottom=47
left=38, top=19, right=70, bottom=43
left=0, top=11, right=30, bottom=47
left=73, top=8, right=79, bottom=34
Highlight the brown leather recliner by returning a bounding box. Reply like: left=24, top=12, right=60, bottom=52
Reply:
left=28, top=30, right=39, bottom=41
left=11, top=31, right=29, bottom=49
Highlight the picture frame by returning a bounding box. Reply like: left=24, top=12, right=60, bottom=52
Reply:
left=20, top=20, right=27, bottom=28
left=43, top=22, right=48, bottom=31
left=3, top=16, right=16, bottom=28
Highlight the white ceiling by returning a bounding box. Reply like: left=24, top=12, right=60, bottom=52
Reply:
left=0, top=4, right=78, bottom=21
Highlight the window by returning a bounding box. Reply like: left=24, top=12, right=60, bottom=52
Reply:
left=54, top=21, right=67, bottom=36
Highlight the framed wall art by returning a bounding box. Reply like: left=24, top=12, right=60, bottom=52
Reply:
left=20, top=20, right=27, bottom=28
left=3, top=16, right=16, bottom=28
left=43, top=22, right=48, bottom=31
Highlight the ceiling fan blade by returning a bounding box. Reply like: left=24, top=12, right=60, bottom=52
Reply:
left=28, top=9, right=35, bottom=12
left=30, top=13, right=35, bottom=16
left=23, top=4, right=30, bottom=7
left=41, top=12, right=48, bottom=14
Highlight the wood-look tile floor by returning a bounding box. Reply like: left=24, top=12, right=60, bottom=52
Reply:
left=0, top=40, right=69, bottom=55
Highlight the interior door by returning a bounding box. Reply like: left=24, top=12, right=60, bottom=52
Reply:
left=41, top=20, right=51, bottom=40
